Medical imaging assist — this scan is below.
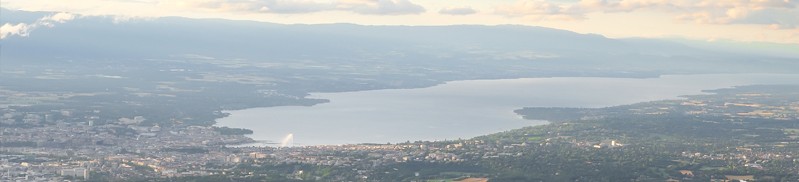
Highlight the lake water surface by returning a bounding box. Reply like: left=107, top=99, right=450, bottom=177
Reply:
left=216, top=74, right=799, bottom=146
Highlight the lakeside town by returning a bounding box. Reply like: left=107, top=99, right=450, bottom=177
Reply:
left=2, top=85, right=799, bottom=181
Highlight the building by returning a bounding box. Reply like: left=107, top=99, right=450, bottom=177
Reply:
left=61, top=168, right=89, bottom=180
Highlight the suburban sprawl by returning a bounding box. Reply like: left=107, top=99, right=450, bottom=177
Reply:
left=2, top=85, right=799, bottom=181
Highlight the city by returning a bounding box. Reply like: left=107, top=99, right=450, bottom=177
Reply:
left=3, top=85, right=799, bottom=181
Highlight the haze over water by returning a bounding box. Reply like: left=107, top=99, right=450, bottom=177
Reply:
left=216, top=74, right=799, bottom=146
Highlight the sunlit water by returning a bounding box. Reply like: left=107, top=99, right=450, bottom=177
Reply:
left=216, top=74, right=799, bottom=146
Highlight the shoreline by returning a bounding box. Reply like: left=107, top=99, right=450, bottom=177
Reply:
left=214, top=74, right=799, bottom=147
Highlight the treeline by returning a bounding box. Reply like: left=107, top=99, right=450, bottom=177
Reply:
left=213, top=126, right=253, bottom=135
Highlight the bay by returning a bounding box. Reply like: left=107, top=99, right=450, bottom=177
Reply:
left=216, top=74, right=799, bottom=146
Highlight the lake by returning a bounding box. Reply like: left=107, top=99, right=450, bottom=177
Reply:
left=216, top=74, right=799, bottom=146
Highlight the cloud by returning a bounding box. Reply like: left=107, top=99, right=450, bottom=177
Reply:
left=494, top=0, right=585, bottom=21
left=42, top=12, right=78, bottom=23
left=495, top=0, right=799, bottom=28
left=439, top=7, right=477, bottom=15
left=176, top=0, right=336, bottom=14
left=161, top=0, right=425, bottom=15
left=576, top=0, right=799, bottom=28
left=0, top=23, right=34, bottom=39
left=266, top=0, right=337, bottom=14
left=0, top=12, right=76, bottom=39
left=734, top=8, right=799, bottom=29
left=340, top=0, right=425, bottom=15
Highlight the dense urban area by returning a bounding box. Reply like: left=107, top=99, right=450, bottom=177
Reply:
left=2, top=84, right=799, bottom=181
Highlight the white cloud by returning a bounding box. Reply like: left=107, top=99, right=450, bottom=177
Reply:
left=439, top=7, right=477, bottom=15
left=0, top=12, right=76, bottom=39
left=43, top=12, right=77, bottom=23
left=266, top=0, right=337, bottom=13
left=494, top=0, right=585, bottom=21
left=158, top=0, right=425, bottom=15
left=0, top=23, right=34, bottom=39
left=341, top=0, right=425, bottom=15
left=494, top=0, right=799, bottom=28
left=734, top=8, right=799, bottom=29
left=578, top=0, right=798, bottom=27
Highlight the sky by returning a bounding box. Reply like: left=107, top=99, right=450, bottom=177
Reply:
left=2, top=0, right=799, bottom=44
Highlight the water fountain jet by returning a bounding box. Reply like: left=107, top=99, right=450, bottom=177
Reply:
left=279, top=133, right=294, bottom=147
